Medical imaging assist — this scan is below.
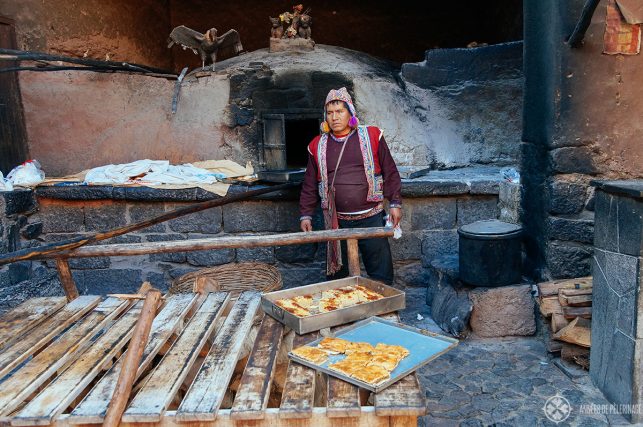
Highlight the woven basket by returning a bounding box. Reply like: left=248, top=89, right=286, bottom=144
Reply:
left=169, top=262, right=282, bottom=296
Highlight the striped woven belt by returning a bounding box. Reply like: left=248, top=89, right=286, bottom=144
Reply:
left=337, top=202, right=384, bottom=221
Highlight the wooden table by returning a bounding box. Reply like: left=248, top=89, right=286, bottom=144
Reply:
left=0, top=292, right=426, bottom=426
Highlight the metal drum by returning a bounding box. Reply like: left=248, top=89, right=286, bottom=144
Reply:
left=458, top=219, right=522, bottom=287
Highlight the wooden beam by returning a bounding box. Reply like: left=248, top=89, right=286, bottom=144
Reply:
left=103, top=290, right=161, bottom=427
left=44, top=228, right=394, bottom=259
left=55, top=258, right=79, bottom=301
left=346, top=239, right=360, bottom=277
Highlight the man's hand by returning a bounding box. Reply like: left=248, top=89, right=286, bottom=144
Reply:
left=301, top=219, right=313, bottom=232
left=389, top=207, right=402, bottom=227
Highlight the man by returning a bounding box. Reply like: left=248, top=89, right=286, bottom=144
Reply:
left=299, top=87, right=402, bottom=285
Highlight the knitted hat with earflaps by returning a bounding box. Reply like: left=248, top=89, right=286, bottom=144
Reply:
left=320, top=87, right=359, bottom=133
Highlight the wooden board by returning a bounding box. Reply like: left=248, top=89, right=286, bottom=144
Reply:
left=538, top=296, right=563, bottom=318
left=0, top=298, right=127, bottom=418
left=120, top=292, right=230, bottom=423
left=0, top=297, right=66, bottom=349
left=562, top=306, right=592, bottom=320
left=0, top=295, right=101, bottom=378
left=68, top=293, right=198, bottom=424
left=374, top=374, right=426, bottom=417
left=176, top=292, right=262, bottom=422
left=230, top=315, right=285, bottom=420
left=11, top=302, right=146, bottom=426
left=551, top=313, right=570, bottom=334
left=537, top=277, right=592, bottom=299
left=554, top=317, right=591, bottom=348
left=54, top=407, right=393, bottom=427
left=559, top=294, right=592, bottom=307
left=279, top=332, right=319, bottom=419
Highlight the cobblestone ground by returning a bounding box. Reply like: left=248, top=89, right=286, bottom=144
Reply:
left=399, top=288, right=630, bottom=426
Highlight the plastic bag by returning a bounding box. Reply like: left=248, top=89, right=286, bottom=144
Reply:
left=500, top=167, right=520, bottom=184
left=7, top=160, right=45, bottom=187
left=0, top=172, right=13, bottom=191
left=385, top=214, right=403, bottom=240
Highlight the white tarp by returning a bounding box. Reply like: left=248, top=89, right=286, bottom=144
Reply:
left=83, top=159, right=226, bottom=186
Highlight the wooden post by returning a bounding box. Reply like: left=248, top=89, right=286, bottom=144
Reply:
left=55, top=258, right=79, bottom=301
left=347, top=239, right=360, bottom=277
left=103, top=289, right=161, bottom=427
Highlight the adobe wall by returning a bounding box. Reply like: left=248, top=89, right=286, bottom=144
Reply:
left=522, top=0, right=643, bottom=280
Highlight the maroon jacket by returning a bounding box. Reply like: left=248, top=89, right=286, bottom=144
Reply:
left=299, top=132, right=402, bottom=217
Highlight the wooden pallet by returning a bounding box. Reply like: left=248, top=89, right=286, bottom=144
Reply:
left=0, top=292, right=426, bottom=426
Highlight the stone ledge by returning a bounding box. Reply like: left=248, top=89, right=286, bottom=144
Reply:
left=591, top=179, right=643, bottom=200
left=32, top=167, right=508, bottom=202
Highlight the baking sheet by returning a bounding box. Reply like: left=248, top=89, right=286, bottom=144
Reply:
left=288, top=317, right=458, bottom=392
left=261, top=277, right=405, bottom=334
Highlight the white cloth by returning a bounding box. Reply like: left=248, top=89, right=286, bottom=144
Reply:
left=0, top=172, right=13, bottom=191
left=83, top=159, right=226, bottom=186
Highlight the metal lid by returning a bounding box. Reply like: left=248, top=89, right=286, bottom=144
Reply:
left=458, top=219, right=522, bottom=239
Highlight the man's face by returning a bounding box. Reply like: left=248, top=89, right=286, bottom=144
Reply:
left=325, top=101, right=351, bottom=135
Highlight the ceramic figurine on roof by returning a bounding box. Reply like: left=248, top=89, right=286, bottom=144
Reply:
left=168, top=25, right=244, bottom=71
left=269, top=17, right=284, bottom=39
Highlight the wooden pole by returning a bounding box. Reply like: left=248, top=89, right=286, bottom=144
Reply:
left=55, top=258, right=79, bottom=301
left=103, top=289, right=161, bottom=427
left=0, top=182, right=299, bottom=265
left=346, top=239, right=360, bottom=277
left=43, top=227, right=394, bottom=259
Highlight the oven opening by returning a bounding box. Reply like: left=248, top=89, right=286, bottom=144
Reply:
left=285, top=118, right=319, bottom=168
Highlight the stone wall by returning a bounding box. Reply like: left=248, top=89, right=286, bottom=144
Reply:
left=0, top=169, right=503, bottom=310
left=589, top=181, right=643, bottom=423
left=522, top=0, right=643, bottom=280
left=19, top=45, right=522, bottom=176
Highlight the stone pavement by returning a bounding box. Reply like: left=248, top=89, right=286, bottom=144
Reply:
left=399, top=288, right=631, bottom=426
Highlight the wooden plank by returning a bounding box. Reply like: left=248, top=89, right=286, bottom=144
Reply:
left=374, top=374, right=426, bottom=417
left=551, top=313, right=570, bottom=334
left=554, top=317, right=591, bottom=348
left=55, top=258, right=79, bottom=301
left=326, top=361, right=360, bottom=417
left=67, top=293, right=197, bottom=424
left=559, top=294, right=592, bottom=307
left=55, top=407, right=392, bottom=427
left=561, top=343, right=590, bottom=369
left=537, top=277, right=592, bottom=299
left=347, top=239, right=360, bottom=277
left=559, top=288, right=592, bottom=297
left=176, top=291, right=261, bottom=422
left=279, top=332, right=319, bottom=419
left=45, top=228, right=394, bottom=259
left=562, top=306, right=592, bottom=320
left=390, top=415, right=418, bottom=427
left=104, top=290, right=162, bottom=427
left=0, top=297, right=66, bottom=349
left=230, top=315, right=285, bottom=420
left=0, top=295, right=101, bottom=379
left=538, top=296, right=563, bottom=318
left=0, top=298, right=127, bottom=418
left=11, top=302, right=145, bottom=426
left=121, top=292, right=230, bottom=423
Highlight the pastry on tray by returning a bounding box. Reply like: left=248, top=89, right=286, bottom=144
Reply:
left=275, top=285, right=385, bottom=317
left=345, top=341, right=375, bottom=354
left=275, top=298, right=310, bottom=317
left=292, top=338, right=410, bottom=387
left=350, top=364, right=391, bottom=385
left=318, top=337, right=350, bottom=353
left=328, top=359, right=361, bottom=376
left=291, top=346, right=329, bottom=364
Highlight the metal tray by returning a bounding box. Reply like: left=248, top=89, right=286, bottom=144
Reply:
left=261, top=276, right=405, bottom=334
left=288, top=317, right=458, bottom=392
left=257, top=168, right=305, bottom=183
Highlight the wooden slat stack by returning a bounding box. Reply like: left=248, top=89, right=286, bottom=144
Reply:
left=536, top=277, right=592, bottom=369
